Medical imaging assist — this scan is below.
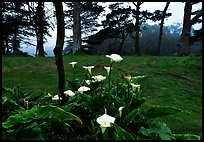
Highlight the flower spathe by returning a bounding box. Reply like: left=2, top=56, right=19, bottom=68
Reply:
left=69, top=62, right=77, bottom=68
left=83, top=66, right=94, bottom=75
left=92, top=75, right=106, bottom=82
left=64, top=90, right=75, bottom=97
left=131, top=83, right=140, bottom=92
left=106, top=53, right=123, bottom=63
left=118, top=106, right=124, bottom=111
left=52, top=95, right=62, bottom=100
left=104, top=66, right=111, bottom=75
left=96, top=114, right=116, bottom=128
left=78, top=86, right=90, bottom=93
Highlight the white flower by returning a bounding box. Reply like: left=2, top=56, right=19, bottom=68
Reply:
left=64, top=90, right=75, bottom=97
left=118, top=106, right=124, bottom=111
left=69, top=62, right=77, bottom=68
left=78, top=86, right=90, bottom=93
left=131, top=83, right=140, bottom=92
left=52, top=95, right=62, bottom=100
left=85, top=80, right=92, bottom=85
left=118, top=106, right=124, bottom=118
left=106, top=53, right=123, bottom=62
left=104, top=66, right=111, bottom=75
left=96, top=114, right=116, bottom=128
left=83, top=66, right=94, bottom=75
left=47, top=93, right=52, bottom=97
left=92, top=75, right=106, bottom=82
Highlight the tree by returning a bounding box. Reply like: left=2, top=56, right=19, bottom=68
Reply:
left=35, top=2, right=46, bottom=56
left=132, top=2, right=143, bottom=54
left=131, top=2, right=154, bottom=54
left=72, top=2, right=81, bottom=54
left=53, top=2, right=65, bottom=105
left=64, top=2, right=104, bottom=54
left=156, top=2, right=170, bottom=56
left=178, top=2, right=192, bottom=55
left=101, top=3, right=133, bottom=55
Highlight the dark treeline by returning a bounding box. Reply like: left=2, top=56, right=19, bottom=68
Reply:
left=2, top=2, right=202, bottom=57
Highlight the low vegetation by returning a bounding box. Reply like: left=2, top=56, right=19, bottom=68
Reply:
left=2, top=54, right=202, bottom=140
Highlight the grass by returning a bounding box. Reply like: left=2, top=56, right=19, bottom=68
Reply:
left=2, top=54, right=202, bottom=139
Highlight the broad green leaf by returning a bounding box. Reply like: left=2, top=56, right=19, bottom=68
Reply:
left=2, top=99, right=25, bottom=113
left=149, top=121, right=175, bottom=140
left=62, top=102, right=78, bottom=111
left=111, top=95, right=125, bottom=106
left=142, top=105, right=182, bottom=119
left=2, top=87, right=15, bottom=94
left=32, top=105, right=82, bottom=124
left=138, top=121, right=175, bottom=140
left=3, top=105, right=82, bottom=129
left=3, top=110, right=35, bottom=128
left=128, top=97, right=147, bottom=111
left=123, top=108, right=139, bottom=126
left=173, top=134, right=200, bottom=140
left=111, top=123, right=135, bottom=140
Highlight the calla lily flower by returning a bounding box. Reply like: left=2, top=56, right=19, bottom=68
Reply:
left=118, top=106, right=124, bottom=111
left=118, top=106, right=124, bottom=118
left=106, top=53, right=123, bottom=63
left=92, top=75, right=106, bottom=82
left=64, top=90, right=75, bottom=97
left=52, top=95, right=62, bottom=100
left=83, top=66, right=94, bottom=75
left=78, top=86, right=90, bottom=93
left=69, top=62, right=77, bottom=68
left=96, top=114, right=116, bottom=128
left=131, top=83, right=140, bottom=92
left=104, top=66, right=111, bottom=75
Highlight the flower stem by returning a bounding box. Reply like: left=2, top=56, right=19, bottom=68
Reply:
left=107, top=63, right=112, bottom=109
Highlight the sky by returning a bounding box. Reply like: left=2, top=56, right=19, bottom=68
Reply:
left=20, top=2, right=202, bottom=56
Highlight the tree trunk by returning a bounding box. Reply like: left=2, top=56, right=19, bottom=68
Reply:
left=72, top=2, right=81, bottom=54
left=178, top=2, right=192, bottom=56
left=12, top=22, right=19, bottom=54
left=156, top=2, right=170, bottom=56
left=118, top=33, right=128, bottom=55
left=133, top=2, right=141, bottom=54
left=53, top=2, right=65, bottom=105
left=36, top=2, right=45, bottom=57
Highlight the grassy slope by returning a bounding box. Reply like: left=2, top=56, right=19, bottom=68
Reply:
left=2, top=54, right=202, bottom=138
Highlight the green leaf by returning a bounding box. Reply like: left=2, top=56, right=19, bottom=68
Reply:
left=3, top=110, right=35, bottom=128
left=123, top=108, right=139, bottom=126
left=3, top=105, right=82, bottom=129
left=138, top=121, right=175, bottom=140
left=149, top=121, right=175, bottom=140
left=142, top=105, right=182, bottom=119
left=62, top=102, right=78, bottom=111
left=2, top=99, right=25, bottom=113
left=111, top=123, right=135, bottom=140
left=111, top=95, right=125, bottom=106
left=131, top=75, right=148, bottom=84
left=2, top=86, right=15, bottom=94
left=173, top=134, right=200, bottom=140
